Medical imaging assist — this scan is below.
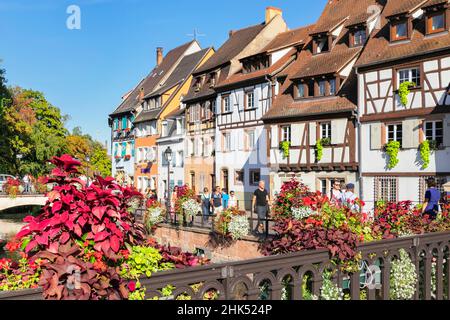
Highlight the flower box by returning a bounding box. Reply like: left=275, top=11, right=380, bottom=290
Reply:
left=0, top=288, right=43, bottom=300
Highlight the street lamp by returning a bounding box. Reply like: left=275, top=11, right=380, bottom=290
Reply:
left=85, top=156, right=91, bottom=186
left=164, top=147, right=173, bottom=222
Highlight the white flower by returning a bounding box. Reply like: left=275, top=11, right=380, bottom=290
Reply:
left=291, top=206, right=315, bottom=221
left=228, top=215, right=250, bottom=240
left=390, top=249, right=418, bottom=300
left=320, top=276, right=343, bottom=300
left=182, top=199, right=201, bottom=218
left=145, top=206, right=165, bottom=228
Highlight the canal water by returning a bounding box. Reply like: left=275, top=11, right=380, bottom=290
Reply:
left=0, top=206, right=41, bottom=257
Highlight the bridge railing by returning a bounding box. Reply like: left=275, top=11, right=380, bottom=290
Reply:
left=140, top=230, right=450, bottom=300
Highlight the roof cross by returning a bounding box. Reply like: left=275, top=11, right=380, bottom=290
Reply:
left=187, top=28, right=206, bottom=41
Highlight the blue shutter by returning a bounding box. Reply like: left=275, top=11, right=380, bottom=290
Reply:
left=114, top=143, right=118, bottom=157
left=114, top=119, right=119, bottom=130
left=122, top=117, right=127, bottom=130
left=131, top=141, right=135, bottom=157
left=121, top=142, right=126, bottom=157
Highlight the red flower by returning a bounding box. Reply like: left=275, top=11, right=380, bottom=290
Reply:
left=127, top=281, right=136, bottom=292
left=0, top=258, right=12, bottom=270
left=5, top=240, right=20, bottom=252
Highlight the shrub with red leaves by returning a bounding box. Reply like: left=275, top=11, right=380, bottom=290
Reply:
left=155, top=245, right=209, bottom=269
left=372, top=201, right=413, bottom=238
left=15, top=154, right=146, bottom=300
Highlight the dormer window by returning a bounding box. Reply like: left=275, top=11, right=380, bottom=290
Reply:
left=318, top=80, right=326, bottom=96
left=297, top=83, right=305, bottom=98
left=313, top=34, right=330, bottom=54
left=391, top=20, right=408, bottom=41
left=329, top=79, right=336, bottom=95
left=426, top=11, right=446, bottom=34
left=352, top=29, right=367, bottom=47
left=208, top=72, right=217, bottom=88
left=194, top=77, right=202, bottom=92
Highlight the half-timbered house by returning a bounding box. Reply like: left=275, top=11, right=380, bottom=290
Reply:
left=262, top=0, right=384, bottom=197
left=213, top=24, right=314, bottom=210
left=182, top=7, right=288, bottom=194
left=356, top=0, right=450, bottom=208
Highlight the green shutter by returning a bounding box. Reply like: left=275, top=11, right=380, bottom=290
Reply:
left=122, top=117, right=127, bottom=130
left=121, top=142, right=126, bottom=157
left=114, top=143, right=118, bottom=157
left=131, top=141, right=135, bottom=157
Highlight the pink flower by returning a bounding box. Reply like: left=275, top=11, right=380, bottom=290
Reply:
left=127, top=281, right=136, bottom=292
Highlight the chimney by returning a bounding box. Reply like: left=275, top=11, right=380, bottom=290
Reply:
left=139, top=87, right=145, bottom=101
left=229, top=30, right=235, bottom=38
left=156, top=47, right=163, bottom=66
left=265, top=6, right=282, bottom=24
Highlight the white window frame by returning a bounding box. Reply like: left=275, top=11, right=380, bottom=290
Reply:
left=321, top=122, right=332, bottom=140
left=281, top=125, right=291, bottom=143
left=223, top=96, right=231, bottom=113
left=398, top=67, right=420, bottom=87
left=246, top=130, right=256, bottom=150
left=246, top=91, right=255, bottom=109
left=319, top=80, right=326, bottom=96
left=425, top=120, right=444, bottom=146
left=387, top=123, right=403, bottom=145
left=223, top=132, right=232, bottom=152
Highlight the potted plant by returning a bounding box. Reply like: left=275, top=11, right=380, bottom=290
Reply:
left=398, top=81, right=416, bottom=107
left=384, top=141, right=401, bottom=169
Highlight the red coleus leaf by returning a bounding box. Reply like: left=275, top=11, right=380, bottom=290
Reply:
left=52, top=201, right=63, bottom=214
left=25, top=240, right=38, bottom=253
left=92, top=206, right=107, bottom=220
left=110, top=235, right=120, bottom=253
left=94, top=231, right=110, bottom=242
left=60, top=232, right=70, bottom=244
left=36, top=234, right=49, bottom=246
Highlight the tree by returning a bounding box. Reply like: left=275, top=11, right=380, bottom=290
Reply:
left=0, top=87, right=68, bottom=176
left=90, top=141, right=112, bottom=177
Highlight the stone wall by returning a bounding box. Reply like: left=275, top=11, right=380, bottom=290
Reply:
left=152, top=225, right=264, bottom=263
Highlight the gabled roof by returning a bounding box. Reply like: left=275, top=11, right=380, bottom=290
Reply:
left=134, top=48, right=212, bottom=124
left=110, top=41, right=197, bottom=117
left=356, top=0, right=450, bottom=68
left=194, top=23, right=266, bottom=74
left=146, top=48, right=212, bottom=98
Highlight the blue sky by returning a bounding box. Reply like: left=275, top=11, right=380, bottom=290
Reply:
left=1, top=0, right=327, bottom=148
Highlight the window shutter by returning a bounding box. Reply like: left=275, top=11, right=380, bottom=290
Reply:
left=444, top=115, right=450, bottom=147
left=238, top=93, right=244, bottom=111
left=131, top=141, right=135, bottom=157
left=370, top=123, right=382, bottom=150
left=309, top=123, right=317, bottom=145
left=402, top=119, right=420, bottom=149
left=291, top=124, right=303, bottom=147
left=121, top=142, right=127, bottom=157
left=271, top=126, right=279, bottom=148
left=254, top=88, right=260, bottom=109
left=238, top=131, right=245, bottom=150
left=114, top=143, right=118, bottom=157
left=230, top=132, right=235, bottom=151
left=331, top=119, right=348, bottom=145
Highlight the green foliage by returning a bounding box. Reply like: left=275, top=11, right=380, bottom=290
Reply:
left=420, top=140, right=430, bottom=169
left=398, top=81, right=415, bottom=106
left=279, top=141, right=291, bottom=159
left=385, top=141, right=401, bottom=169
left=120, top=246, right=174, bottom=279
left=315, top=139, right=324, bottom=162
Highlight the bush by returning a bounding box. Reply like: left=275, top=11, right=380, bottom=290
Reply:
left=390, top=249, right=418, bottom=300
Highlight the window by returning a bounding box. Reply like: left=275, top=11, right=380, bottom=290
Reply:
left=375, top=177, right=398, bottom=202
left=398, top=67, right=420, bottom=87
left=314, top=36, right=329, bottom=54
left=246, top=91, right=255, bottom=109
left=223, top=132, right=232, bottom=152
left=190, top=138, right=195, bottom=156
left=425, top=121, right=444, bottom=147
left=427, top=12, right=445, bottom=34
left=319, top=81, right=326, bottom=96
left=353, top=29, right=367, bottom=46
left=321, top=122, right=332, bottom=140
left=387, top=124, right=403, bottom=146
left=222, top=96, right=231, bottom=113
left=249, top=170, right=261, bottom=186
left=308, top=81, right=315, bottom=97
left=246, top=130, right=256, bottom=150
left=161, top=121, right=168, bottom=137
left=329, top=79, right=336, bottom=95
left=235, top=170, right=244, bottom=184
left=297, top=83, right=305, bottom=98
left=281, top=125, right=291, bottom=142
left=320, top=179, right=327, bottom=196
left=391, top=21, right=408, bottom=41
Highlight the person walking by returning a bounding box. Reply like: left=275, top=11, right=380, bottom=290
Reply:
left=228, top=191, right=239, bottom=209
left=252, top=180, right=271, bottom=235
left=210, top=186, right=223, bottom=215
left=23, top=174, right=30, bottom=194
left=422, top=177, right=441, bottom=220
left=200, top=187, right=212, bottom=222
left=222, top=188, right=230, bottom=209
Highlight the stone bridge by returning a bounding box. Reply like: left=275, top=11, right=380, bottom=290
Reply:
left=0, top=195, right=48, bottom=211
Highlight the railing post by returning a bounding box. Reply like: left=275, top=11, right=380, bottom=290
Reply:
left=221, top=266, right=234, bottom=300
left=350, top=272, right=360, bottom=300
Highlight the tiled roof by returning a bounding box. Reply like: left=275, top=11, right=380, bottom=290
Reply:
left=133, top=109, right=161, bottom=124
left=383, top=0, right=428, bottom=17
left=194, top=23, right=265, bottom=74
left=262, top=24, right=315, bottom=52
left=215, top=48, right=297, bottom=90
left=263, top=0, right=380, bottom=121
left=292, top=47, right=361, bottom=79
left=110, top=41, right=196, bottom=116
left=356, top=1, right=450, bottom=68
left=263, top=71, right=358, bottom=120
left=423, top=0, right=449, bottom=8
left=147, top=48, right=212, bottom=98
